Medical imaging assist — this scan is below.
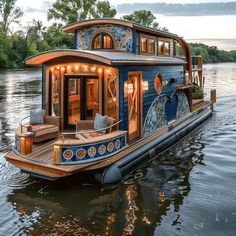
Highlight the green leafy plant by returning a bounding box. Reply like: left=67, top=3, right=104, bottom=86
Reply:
left=191, top=83, right=203, bottom=99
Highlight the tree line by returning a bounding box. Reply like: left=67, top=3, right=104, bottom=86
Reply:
left=188, top=43, right=236, bottom=64
left=0, top=0, right=235, bottom=70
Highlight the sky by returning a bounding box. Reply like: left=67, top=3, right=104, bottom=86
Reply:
left=15, top=0, right=236, bottom=50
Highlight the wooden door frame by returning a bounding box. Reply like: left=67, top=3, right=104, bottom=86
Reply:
left=128, top=71, right=143, bottom=142
left=63, top=74, right=98, bottom=130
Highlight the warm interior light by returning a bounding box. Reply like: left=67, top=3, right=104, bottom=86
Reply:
left=142, top=81, right=149, bottom=91
left=106, top=69, right=110, bottom=73
left=57, top=66, right=60, bottom=70
left=91, top=66, right=96, bottom=72
left=67, top=65, right=71, bottom=69
left=98, top=68, right=102, bottom=73
left=50, top=68, right=54, bottom=72
left=127, top=83, right=134, bottom=94
left=74, top=64, right=79, bottom=71
left=83, top=65, right=88, bottom=70
left=61, top=67, right=65, bottom=72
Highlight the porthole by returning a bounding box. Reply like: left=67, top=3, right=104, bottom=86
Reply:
left=154, top=73, right=163, bottom=94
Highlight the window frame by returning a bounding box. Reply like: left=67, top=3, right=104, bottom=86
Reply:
left=157, top=38, right=171, bottom=56
left=92, top=32, right=114, bottom=50
left=140, top=34, right=156, bottom=55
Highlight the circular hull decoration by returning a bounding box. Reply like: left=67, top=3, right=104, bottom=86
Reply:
left=107, top=142, right=114, bottom=152
left=63, top=149, right=73, bottom=160
left=76, top=149, right=86, bottom=159
left=98, top=145, right=106, bottom=155
left=88, top=147, right=96, bottom=157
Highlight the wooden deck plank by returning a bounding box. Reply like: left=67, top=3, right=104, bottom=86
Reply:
left=24, top=138, right=60, bottom=164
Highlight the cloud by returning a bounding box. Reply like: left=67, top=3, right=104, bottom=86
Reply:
left=17, top=0, right=53, bottom=13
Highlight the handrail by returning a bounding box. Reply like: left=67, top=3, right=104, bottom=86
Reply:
left=19, top=116, right=31, bottom=133
left=61, top=120, right=123, bottom=136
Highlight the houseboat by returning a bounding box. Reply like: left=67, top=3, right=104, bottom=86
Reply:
left=5, top=19, right=216, bottom=183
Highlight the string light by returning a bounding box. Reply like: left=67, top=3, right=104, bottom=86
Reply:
left=91, top=66, right=96, bottom=72
left=74, top=64, right=79, bottom=71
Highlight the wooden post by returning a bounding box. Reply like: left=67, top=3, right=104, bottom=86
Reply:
left=20, top=132, right=33, bottom=155
left=210, top=89, right=216, bottom=103
left=54, top=145, right=61, bottom=164
left=198, top=56, right=203, bottom=88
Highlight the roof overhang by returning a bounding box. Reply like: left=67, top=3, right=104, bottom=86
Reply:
left=25, top=50, right=186, bottom=66
left=25, top=50, right=112, bottom=66
left=62, top=18, right=134, bottom=33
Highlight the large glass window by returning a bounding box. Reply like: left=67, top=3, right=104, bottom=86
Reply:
left=164, top=42, right=170, bottom=55
left=141, top=37, right=147, bottom=53
left=140, top=36, right=155, bottom=54
left=158, top=40, right=170, bottom=56
left=148, top=39, right=155, bottom=54
left=92, top=33, right=114, bottom=50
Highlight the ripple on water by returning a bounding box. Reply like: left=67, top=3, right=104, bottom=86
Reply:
left=0, top=155, right=35, bottom=189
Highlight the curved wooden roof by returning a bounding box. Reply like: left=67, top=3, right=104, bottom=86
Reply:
left=62, top=18, right=179, bottom=39
left=25, top=49, right=186, bottom=66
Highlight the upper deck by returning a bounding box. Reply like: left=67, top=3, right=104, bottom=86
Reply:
left=61, top=18, right=187, bottom=58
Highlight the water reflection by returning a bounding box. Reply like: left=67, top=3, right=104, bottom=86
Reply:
left=4, top=131, right=206, bottom=235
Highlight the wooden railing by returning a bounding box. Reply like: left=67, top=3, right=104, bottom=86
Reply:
left=60, top=120, right=123, bottom=140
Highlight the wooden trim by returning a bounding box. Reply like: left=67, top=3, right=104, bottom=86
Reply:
left=62, top=19, right=134, bottom=33
left=26, top=50, right=112, bottom=66
left=134, top=24, right=178, bottom=38
left=111, top=61, right=186, bottom=66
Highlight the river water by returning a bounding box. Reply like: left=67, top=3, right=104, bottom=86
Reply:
left=0, top=63, right=236, bottom=235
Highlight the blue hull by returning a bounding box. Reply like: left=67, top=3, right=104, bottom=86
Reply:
left=99, top=108, right=212, bottom=184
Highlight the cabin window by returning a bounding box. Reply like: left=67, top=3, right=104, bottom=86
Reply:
left=154, top=74, right=163, bottom=94
left=141, top=37, right=148, bottom=53
left=164, top=42, right=170, bottom=55
left=92, top=33, right=114, bottom=49
left=158, top=40, right=170, bottom=56
left=140, top=35, right=155, bottom=54
left=148, top=39, right=155, bottom=54
left=49, top=69, right=60, bottom=116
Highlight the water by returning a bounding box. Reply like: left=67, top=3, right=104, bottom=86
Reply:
left=0, top=63, right=236, bottom=235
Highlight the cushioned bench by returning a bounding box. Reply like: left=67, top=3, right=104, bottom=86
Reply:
left=75, top=115, right=116, bottom=139
left=17, top=115, right=60, bottom=143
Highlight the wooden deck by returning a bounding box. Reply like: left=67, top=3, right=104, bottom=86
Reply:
left=192, top=100, right=211, bottom=112
left=25, top=138, right=58, bottom=164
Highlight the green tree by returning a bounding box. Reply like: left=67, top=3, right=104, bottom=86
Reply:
left=44, top=23, right=73, bottom=49
left=93, top=1, right=116, bottom=18
left=0, top=0, right=23, bottom=35
left=48, top=0, right=116, bottom=24
left=0, top=28, right=12, bottom=68
left=123, top=10, right=159, bottom=29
